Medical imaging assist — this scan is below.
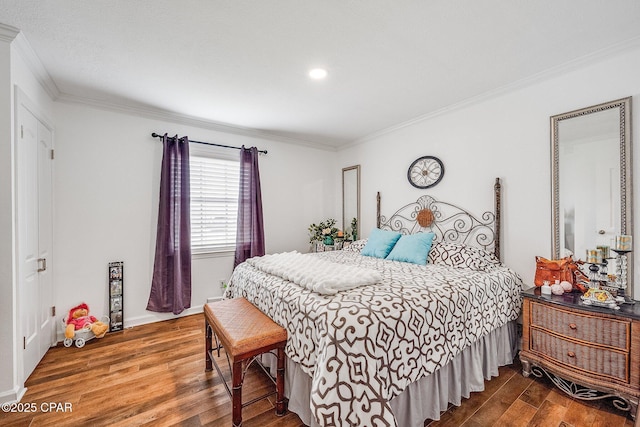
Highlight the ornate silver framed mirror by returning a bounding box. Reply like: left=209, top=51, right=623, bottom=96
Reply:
left=342, top=165, right=360, bottom=240
left=551, top=97, right=633, bottom=296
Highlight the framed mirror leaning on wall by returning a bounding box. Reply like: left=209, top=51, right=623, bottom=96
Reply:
left=342, top=165, right=360, bottom=241
left=551, top=97, right=633, bottom=297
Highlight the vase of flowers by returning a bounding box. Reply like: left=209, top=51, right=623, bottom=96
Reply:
left=309, top=219, right=340, bottom=250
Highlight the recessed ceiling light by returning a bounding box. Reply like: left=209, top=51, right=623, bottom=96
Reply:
left=309, top=68, right=328, bottom=79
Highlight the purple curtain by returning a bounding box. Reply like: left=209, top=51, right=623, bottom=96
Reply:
left=234, top=146, right=265, bottom=267
left=147, top=134, right=192, bottom=314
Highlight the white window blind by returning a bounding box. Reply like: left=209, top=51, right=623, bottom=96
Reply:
left=190, top=152, right=239, bottom=253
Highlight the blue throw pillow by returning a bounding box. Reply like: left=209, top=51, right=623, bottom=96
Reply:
left=385, top=232, right=436, bottom=265
left=361, top=228, right=402, bottom=258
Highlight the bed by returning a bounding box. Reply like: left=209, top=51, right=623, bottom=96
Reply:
left=225, top=178, right=523, bottom=427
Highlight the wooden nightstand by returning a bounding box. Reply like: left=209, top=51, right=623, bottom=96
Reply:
left=520, top=287, right=640, bottom=422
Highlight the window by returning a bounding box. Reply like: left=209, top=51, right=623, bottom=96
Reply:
left=190, top=146, right=239, bottom=253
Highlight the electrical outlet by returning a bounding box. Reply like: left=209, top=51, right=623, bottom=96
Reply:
left=219, top=279, right=226, bottom=291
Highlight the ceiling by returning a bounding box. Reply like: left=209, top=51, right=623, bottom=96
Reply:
left=2, top=1, right=640, bottom=149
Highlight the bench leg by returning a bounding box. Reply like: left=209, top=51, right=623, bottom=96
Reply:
left=276, top=346, right=286, bottom=416
left=232, top=360, right=243, bottom=427
left=205, top=321, right=212, bottom=371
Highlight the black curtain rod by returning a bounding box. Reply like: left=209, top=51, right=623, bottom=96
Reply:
left=151, top=132, right=267, bottom=155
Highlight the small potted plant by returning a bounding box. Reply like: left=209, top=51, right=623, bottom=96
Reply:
left=350, top=217, right=358, bottom=241
left=308, top=219, right=340, bottom=250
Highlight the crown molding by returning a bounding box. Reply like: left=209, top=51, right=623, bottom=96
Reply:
left=55, top=92, right=337, bottom=152
left=12, top=33, right=61, bottom=99
left=0, top=23, right=19, bottom=42
left=5, top=26, right=335, bottom=151
left=348, top=36, right=640, bottom=149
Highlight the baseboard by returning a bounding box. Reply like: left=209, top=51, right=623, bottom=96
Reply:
left=0, top=384, right=27, bottom=404
left=124, top=305, right=205, bottom=329
left=55, top=302, right=223, bottom=343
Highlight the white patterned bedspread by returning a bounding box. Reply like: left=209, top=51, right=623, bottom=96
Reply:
left=226, top=250, right=523, bottom=427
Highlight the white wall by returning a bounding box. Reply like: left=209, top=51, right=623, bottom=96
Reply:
left=52, top=102, right=336, bottom=332
left=337, top=46, right=640, bottom=297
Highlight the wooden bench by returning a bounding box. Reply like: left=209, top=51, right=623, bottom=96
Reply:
left=204, top=297, right=287, bottom=427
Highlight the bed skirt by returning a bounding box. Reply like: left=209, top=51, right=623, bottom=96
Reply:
left=262, top=320, right=518, bottom=427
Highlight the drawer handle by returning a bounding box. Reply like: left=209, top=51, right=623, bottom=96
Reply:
left=567, top=351, right=576, bottom=358
left=569, top=323, right=577, bottom=330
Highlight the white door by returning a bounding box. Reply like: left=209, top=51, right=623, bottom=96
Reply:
left=17, top=97, right=55, bottom=381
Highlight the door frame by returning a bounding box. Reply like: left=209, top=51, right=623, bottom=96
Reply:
left=14, top=86, right=55, bottom=388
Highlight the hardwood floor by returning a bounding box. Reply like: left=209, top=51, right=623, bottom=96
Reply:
left=2, top=314, right=636, bottom=427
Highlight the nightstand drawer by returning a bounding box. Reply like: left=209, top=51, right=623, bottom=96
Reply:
left=530, top=301, right=630, bottom=351
left=530, top=328, right=629, bottom=382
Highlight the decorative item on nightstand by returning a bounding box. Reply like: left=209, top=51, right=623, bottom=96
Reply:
left=581, top=248, right=619, bottom=309
left=533, top=255, right=587, bottom=293
left=350, top=217, right=358, bottom=241
left=613, top=234, right=634, bottom=304
left=308, top=219, right=343, bottom=252
left=334, top=230, right=345, bottom=250
left=582, top=236, right=635, bottom=306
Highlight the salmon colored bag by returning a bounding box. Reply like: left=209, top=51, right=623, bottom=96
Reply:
left=534, top=256, right=588, bottom=293
left=534, top=256, right=574, bottom=286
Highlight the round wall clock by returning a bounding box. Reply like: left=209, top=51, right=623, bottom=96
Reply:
left=407, top=156, right=445, bottom=189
